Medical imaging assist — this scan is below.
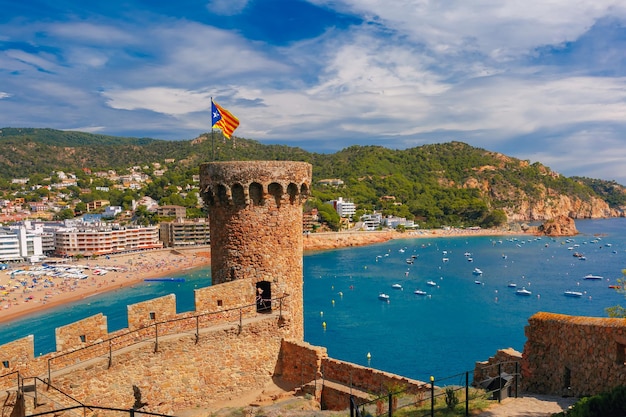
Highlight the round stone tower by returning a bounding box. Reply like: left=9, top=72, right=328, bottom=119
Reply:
left=199, top=161, right=312, bottom=339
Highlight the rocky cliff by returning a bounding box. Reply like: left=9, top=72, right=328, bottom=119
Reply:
left=462, top=157, right=623, bottom=222
left=504, top=194, right=618, bottom=222
left=536, top=215, right=579, bottom=237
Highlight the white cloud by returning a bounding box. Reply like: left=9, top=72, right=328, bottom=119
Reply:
left=323, top=0, right=626, bottom=59
left=4, top=49, right=59, bottom=72
left=0, top=92, right=11, bottom=99
left=206, top=0, right=250, bottom=16
left=102, top=87, right=212, bottom=115
left=46, top=22, right=136, bottom=45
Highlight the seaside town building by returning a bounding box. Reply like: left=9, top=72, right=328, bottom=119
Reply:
left=360, top=213, right=382, bottom=230
left=327, top=196, right=356, bottom=218
left=54, top=224, right=162, bottom=256
left=0, top=224, right=44, bottom=262
left=159, top=218, right=210, bottom=247
left=156, top=205, right=186, bottom=219
left=86, top=200, right=110, bottom=212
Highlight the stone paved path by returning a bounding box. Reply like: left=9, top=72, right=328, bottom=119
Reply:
left=475, top=394, right=577, bottom=416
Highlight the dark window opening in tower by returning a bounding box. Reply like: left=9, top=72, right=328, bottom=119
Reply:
left=269, top=183, right=283, bottom=207
left=217, top=184, right=229, bottom=205
left=300, top=183, right=309, bottom=199
left=287, top=183, right=298, bottom=204
left=232, top=183, right=246, bottom=206
left=250, top=182, right=263, bottom=205
left=256, top=281, right=272, bottom=313
left=202, top=187, right=215, bottom=206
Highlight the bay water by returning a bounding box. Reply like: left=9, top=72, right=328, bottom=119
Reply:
left=1, top=219, right=625, bottom=383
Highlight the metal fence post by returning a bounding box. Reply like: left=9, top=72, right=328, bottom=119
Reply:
left=465, top=372, right=469, bottom=417
left=154, top=323, right=159, bottom=353
left=350, top=395, right=355, bottom=417
left=497, top=363, right=502, bottom=403
left=47, top=358, right=52, bottom=387
left=108, top=339, right=113, bottom=368
left=515, top=361, right=519, bottom=398
left=195, top=316, right=200, bottom=344
left=430, top=376, right=435, bottom=417
left=388, top=392, right=392, bottom=417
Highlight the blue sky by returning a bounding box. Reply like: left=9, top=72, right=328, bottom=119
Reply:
left=2, top=1, right=626, bottom=184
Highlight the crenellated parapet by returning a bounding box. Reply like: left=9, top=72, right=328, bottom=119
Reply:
left=199, top=160, right=311, bottom=208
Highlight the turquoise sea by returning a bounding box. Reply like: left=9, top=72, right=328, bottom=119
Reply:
left=1, top=219, right=626, bottom=383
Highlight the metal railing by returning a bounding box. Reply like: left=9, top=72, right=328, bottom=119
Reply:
left=28, top=405, right=174, bottom=417
left=44, top=294, right=288, bottom=384
left=349, top=363, right=521, bottom=417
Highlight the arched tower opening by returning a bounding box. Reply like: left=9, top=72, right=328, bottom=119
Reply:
left=268, top=182, right=283, bottom=207
left=250, top=182, right=264, bottom=205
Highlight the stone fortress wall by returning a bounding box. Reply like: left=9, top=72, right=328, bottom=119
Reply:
left=2, top=161, right=626, bottom=414
left=521, top=312, right=626, bottom=397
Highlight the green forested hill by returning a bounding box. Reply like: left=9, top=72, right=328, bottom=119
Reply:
left=1, top=128, right=624, bottom=228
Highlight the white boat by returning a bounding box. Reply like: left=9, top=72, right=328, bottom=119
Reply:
left=391, top=283, right=403, bottom=290
left=472, top=268, right=483, bottom=275
left=378, top=293, right=390, bottom=301
left=426, top=280, right=437, bottom=286
left=414, top=289, right=427, bottom=295
left=507, top=282, right=517, bottom=288
left=564, top=290, right=583, bottom=297
left=516, top=287, right=532, bottom=296
left=474, top=280, right=482, bottom=285
left=584, top=274, right=603, bottom=280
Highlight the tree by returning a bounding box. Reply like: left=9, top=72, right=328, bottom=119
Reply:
left=606, top=269, right=626, bottom=318
left=316, top=203, right=341, bottom=231
left=54, top=208, right=75, bottom=220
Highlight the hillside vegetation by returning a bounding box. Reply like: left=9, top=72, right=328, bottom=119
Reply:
left=1, top=128, right=625, bottom=228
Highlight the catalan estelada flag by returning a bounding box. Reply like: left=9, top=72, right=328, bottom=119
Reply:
left=211, top=99, right=240, bottom=139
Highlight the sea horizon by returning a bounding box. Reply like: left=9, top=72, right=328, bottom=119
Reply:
left=2, top=218, right=626, bottom=382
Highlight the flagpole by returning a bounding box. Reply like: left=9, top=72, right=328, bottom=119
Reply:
left=211, top=96, right=215, bottom=161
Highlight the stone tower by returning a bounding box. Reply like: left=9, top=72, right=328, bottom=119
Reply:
left=199, top=161, right=312, bottom=339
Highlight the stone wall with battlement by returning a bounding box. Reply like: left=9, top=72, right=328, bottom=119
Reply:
left=127, top=294, right=177, bottom=330
left=522, top=312, right=626, bottom=397
left=277, top=340, right=429, bottom=410
left=55, top=313, right=108, bottom=352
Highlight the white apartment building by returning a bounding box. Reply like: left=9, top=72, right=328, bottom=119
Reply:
left=360, top=213, right=383, bottom=230
left=55, top=225, right=162, bottom=256
left=0, top=226, right=44, bottom=262
left=328, top=197, right=356, bottom=218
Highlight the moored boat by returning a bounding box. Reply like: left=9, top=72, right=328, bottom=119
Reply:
left=414, top=289, right=427, bottom=295
left=516, top=287, right=532, bottom=296
left=378, top=293, right=390, bottom=301
left=391, top=283, right=403, bottom=290
left=583, top=274, right=603, bottom=280
left=564, top=290, right=583, bottom=297
left=472, top=268, right=483, bottom=275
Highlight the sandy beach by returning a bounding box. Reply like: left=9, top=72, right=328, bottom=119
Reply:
left=0, top=227, right=523, bottom=325
left=0, top=247, right=211, bottom=325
